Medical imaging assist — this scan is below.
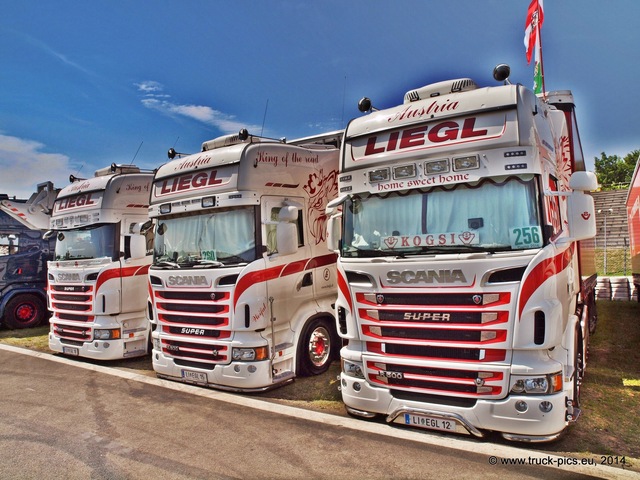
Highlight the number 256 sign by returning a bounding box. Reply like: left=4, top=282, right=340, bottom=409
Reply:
left=509, top=226, right=542, bottom=249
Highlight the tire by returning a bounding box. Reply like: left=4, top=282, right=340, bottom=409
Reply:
left=4, top=294, right=46, bottom=329
left=296, top=317, right=338, bottom=377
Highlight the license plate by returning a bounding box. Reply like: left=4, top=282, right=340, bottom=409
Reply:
left=404, top=413, right=456, bottom=432
left=63, top=346, right=79, bottom=356
left=181, top=369, right=207, bottom=383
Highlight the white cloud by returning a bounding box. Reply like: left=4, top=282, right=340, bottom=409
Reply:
left=136, top=81, right=261, bottom=134
left=0, top=134, right=72, bottom=199
left=135, top=80, right=164, bottom=94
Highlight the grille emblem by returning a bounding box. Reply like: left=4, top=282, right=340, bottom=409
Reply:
left=376, top=294, right=384, bottom=304
left=210, top=293, right=217, bottom=300
left=472, top=295, right=482, bottom=305
left=475, top=378, right=485, bottom=387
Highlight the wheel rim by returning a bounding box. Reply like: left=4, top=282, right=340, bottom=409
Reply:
left=15, top=303, right=37, bottom=323
left=308, top=326, right=331, bottom=368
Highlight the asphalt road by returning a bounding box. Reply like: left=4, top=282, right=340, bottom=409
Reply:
left=0, top=345, right=635, bottom=480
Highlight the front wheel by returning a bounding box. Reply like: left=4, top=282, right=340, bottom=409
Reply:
left=4, top=294, right=47, bottom=329
left=296, top=317, right=338, bottom=376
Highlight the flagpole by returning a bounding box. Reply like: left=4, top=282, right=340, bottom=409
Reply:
left=537, top=2, right=546, bottom=97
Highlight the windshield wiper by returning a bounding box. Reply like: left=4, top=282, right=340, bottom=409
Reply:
left=191, top=259, right=224, bottom=268
left=154, top=260, right=180, bottom=269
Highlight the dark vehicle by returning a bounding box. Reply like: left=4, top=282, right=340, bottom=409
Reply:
left=0, top=182, right=59, bottom=328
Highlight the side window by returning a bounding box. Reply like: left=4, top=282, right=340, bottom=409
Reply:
left=546, top=176, right=562, bottom=237
left=0, top=233, right=19, bottom=255
left=264, top=203, right=304, bottom=254
left=266, top=207, right=280, bottom=254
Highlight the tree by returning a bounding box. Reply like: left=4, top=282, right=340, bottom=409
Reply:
left=594, top=150, right=639, bottom=190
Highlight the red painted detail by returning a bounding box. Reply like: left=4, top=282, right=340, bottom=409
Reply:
left=518, top=244, right=574, bottom=318
left=96, top=264, right=150, bottom=292
left=337, top=269, right=353, bottom=311
left=233, top=254, right=337, bottom=309
left=281, top=260, right=308, bottom=277
left=233, top=265, right=286, bottom=309
left=305, top=253, right=337, bottom=270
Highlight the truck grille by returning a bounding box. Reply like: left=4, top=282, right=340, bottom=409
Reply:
left=153, top=288, right=232, bottom=365
left=366, top=360, right=503, bottom=397
left=356, top=290, right=511, bottom=399
left=49, top=284, right=95, bottom=340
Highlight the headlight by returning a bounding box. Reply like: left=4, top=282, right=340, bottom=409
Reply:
left=342, top=359, right=365, bottom=379
left=510, top=372, right=562, bottom=395
left=94, top=329, right=121, bottom=340
left=232, top=346, right=268, bottom=362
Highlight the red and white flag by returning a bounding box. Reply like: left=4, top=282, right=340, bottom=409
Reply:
left=524, top=0, right=544, bottom=65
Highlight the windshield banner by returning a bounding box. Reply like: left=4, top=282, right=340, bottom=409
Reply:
left=381, top=231, right=479, bottom=249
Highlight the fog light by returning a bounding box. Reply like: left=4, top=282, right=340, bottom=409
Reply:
left=515, top=400, right=528, bottom=413
left=353, top=382, right=362, bottom=392
left=539, top=401, right=553, bottom=413
left=234, top=365, right=240, bottom=373
left=248, top=365, right=257, bottom=373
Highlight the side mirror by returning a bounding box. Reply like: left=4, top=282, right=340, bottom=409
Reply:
left=565, top=191, right=596, bottom=241
left=327, top=213, right=342, bottom=253
left=275, top=206, right=299, bottom=256
left=128, top=235, right=147, bottom=260
left=569, top=171, right=598, bottom=192
left=131, top=220, right=153, bottom=234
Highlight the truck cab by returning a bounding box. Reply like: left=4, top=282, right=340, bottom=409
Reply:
left=46, top=164, right=153, bottom=359
left=328, top=67, right=598, bottom=442
left=149, top=130, right=341, bottom=391
left=0, top=182, right=59, bottom=328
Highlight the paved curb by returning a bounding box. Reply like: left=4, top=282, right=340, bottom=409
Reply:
left=2, top=342, right=638, bottom=479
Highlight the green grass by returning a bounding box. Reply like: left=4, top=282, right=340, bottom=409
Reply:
left=541, top=300, right=640, bottom=460
left=0, top=325, right=49, bottom=351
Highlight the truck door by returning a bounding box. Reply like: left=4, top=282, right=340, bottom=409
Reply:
left=262, top=197, right=313, bottom=350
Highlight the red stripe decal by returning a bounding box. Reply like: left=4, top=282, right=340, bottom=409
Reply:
left=337, top=269, right=353, bottom=311
left=233, top=254, right=337, bottom=309
left=306, top=253, right=338, bottom=270
left=281, top=259, right=308, bottom=277
left=96, top=264, right=150, bottom=292
left=518, top=244, right=574, bottom=318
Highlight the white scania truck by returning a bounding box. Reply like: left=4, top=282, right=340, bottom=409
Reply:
left=327, top=65, right=598, bottom=442
left=148, top=129, right=341, bottom=391
left=46, top=164, right=154, bottom=359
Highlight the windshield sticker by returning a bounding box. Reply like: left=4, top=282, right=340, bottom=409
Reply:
left=201, top=250, right=217, bottom=261
left=508, top=226, right=542, bottom=249
left=381, top=231, right=479, bottom=249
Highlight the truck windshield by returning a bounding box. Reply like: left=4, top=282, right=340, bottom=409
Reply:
left=54, top=224, right=118, bottom=261
left=153, top=206, right=257, bottom=267
left=342, top=176, right=542, bottom=257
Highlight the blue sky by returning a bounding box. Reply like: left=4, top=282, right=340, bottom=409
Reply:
left=2, top=1, right=639, bottom=199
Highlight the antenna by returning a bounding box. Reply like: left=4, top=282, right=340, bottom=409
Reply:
left=261, top=99, right=269, bottom=136
left=130, top=141, right=143, bottom=165
left=341, top=75, right=347, bottom=128
left=71, top=164, right=85, bottom=182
